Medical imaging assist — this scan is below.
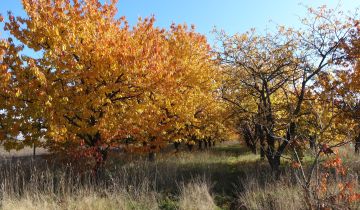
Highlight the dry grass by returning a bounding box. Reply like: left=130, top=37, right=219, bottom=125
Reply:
left=0, top=150, right=223, bottom=210
left=237, top=177, right=360, bottom=210
left=237, top=178, right=305, bottom=210
left=0, top=146, right=48, bottom=158
left=2, top=189, right=159, bottom=210
left=0, top=141, right=359, bottom=209
left=179, top=179, right=217, bottom=210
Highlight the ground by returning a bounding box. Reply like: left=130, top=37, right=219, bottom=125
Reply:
left=0, top=141, right=359, bottom=210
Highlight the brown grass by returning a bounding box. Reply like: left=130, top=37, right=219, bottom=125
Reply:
left=179, top=179, right=217, bottom=210
left=0, top=146, right=48, bottom=158
left=0, top=141, right=359, bottom=210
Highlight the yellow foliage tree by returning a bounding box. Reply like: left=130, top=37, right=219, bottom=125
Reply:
left=1, top=0, right=222, bottom=169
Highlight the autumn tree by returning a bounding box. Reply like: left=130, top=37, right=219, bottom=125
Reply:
left=0, top=16, right=46, bottom=152
left=218, top=28, right=299, bottom=166
left=121, top=23, right=223, bottom=157
left=218, top=5, right=356, bottom=173
left=337, top=18, right=360, bottom=153
left=1, top=0, right=221, bottom=169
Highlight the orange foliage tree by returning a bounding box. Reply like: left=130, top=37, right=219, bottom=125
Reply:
left=1, top=0, right=222, bottom=168
left=336, top=18, right=360, bottom=154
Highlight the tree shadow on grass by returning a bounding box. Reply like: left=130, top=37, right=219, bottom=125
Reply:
left=211, top=144, right=253, bottom=156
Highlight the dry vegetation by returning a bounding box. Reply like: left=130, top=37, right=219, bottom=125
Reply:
left=0, top=146, right=48, bottom=158
left=0, top=141, right=358, bottom=210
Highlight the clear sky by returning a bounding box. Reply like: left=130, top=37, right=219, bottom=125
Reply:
left=0, top=0, right=359, bottom=49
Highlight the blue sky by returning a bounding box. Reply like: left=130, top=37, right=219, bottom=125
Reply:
left=0, top=0, right=359, bottom=49
left=117, top=0, right=358, bottom=36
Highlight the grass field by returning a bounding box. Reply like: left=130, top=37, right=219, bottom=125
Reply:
left=0, top=141, right=359, bottom=210
left=0, top=146, right=48, bottom=158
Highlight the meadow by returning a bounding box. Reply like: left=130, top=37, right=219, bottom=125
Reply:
left=0, top=141, right=359, bottom=210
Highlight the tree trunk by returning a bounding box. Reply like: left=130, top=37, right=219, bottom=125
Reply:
left=259, top=127, right=265, bottom=160
left=33, top=143, right=36, bottom=158
left=148, top=152, right=156, bottom=161
left=355, top=135, right=360, bottom=154
left=207, top=140, right=212, bottom=148
left=94, top=147, right=108, bottom=180
left=174, top=142, right=180, bottom=152
left=267, top=154, right=281, bottom=178
left=204, top=140, right=208, bottom=149
left=265, top=130, right=282, bottom=177
left=260, top=146, right=265, bottom=160
left=149, top=145, right=157, bottom=161
left=242, top=123, right=257, bottom=154
left=309, top=135, right=316, bottom=150
left=187, top=143, right=193, bottom=151
left=198, top=140, right=203, bottom=150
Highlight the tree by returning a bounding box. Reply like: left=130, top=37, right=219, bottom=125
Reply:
left=2, top=0, right=221, bottom=170
left=0, top=16, right=46, bottom=151
left=218, top=5, right=356, bottom=173
left=217, top=28, right=299, bottom=168
left=337, top=18, right=360, bottom=153
left=120, top=22, right=223, bottom=158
